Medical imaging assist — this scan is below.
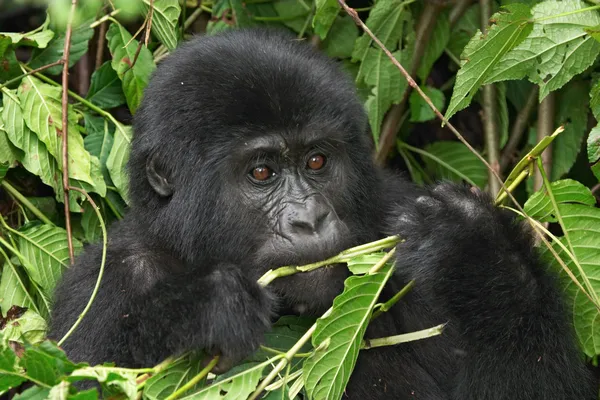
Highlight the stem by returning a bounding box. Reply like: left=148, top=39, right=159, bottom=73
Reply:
left=58, top=187, right=108, bottom=346
left=61, top=0, right=78, bottom=265
left=500, top=86, right=538, bottom=172
left=371, top=279, right=414, bottom=320
left=480, top=0, right=500, bottom=196
left=362, top=323, right=445, bottom=349
left=1, top=181, right=54, bottom=225
left=90, top=9, right=121, bottom=28
left=0, top=60, right=63, bottom=92
left=257, top=236, right=399, bottom=286
left=248, top=322, right=319, bottom=400
left=164, top=356, right=220, bottom=400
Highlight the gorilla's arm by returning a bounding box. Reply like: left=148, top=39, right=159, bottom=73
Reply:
left=389, top=182, right=595, bottom=399
left=49, top=221, right=273, bottom=369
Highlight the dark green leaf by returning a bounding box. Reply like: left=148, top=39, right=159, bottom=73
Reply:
left=312, top=0, right=339, bottom=39
left=86, top=62, right=126, bottom=109
left=409, top=86, right=445, bottom=122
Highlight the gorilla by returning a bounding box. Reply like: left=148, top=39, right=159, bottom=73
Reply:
left=50, top=29, right=595, bottom=399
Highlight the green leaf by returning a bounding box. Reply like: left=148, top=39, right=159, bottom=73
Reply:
left=312, top=0, right=339, bottom=39
left=0, top=337, right=25, bottom=392
left=143, top=354, right=206, bottom=400
left=0, top=30, right=54, bottom=48
left=2, top=90, right=90, bottom=212
left=29, top=22, right=94, bottom=75
left=421, top=141, right=488, bottom=188
left=106, top=23, right=156, bottom=114
left=12, top=386, right=51, bottom=400
left=588, top=124, right=600, bottom=181
left=590, top=77, right=600, bottom=121
left=488, top=0, right=600, bottom=100
left=86, top=61, right=126, bottom=109
left=0, top=127, right=22, bottom=165
left=208, top=0, right=252, bottom=32
left=142, top=0, right=181, bottom=51
left=524, top=179, right=595, bottom=221
left=353, top=0, right=414, bottom=143
left=417, top=11, right=449, bottom=81
left=346, top=252, right=386, bottom=275
left=272, top=0, right=308, bottom=32
left=17, top=77, right=106, bottom=196
left=18, top=224, right=82, bottom=295
left=0, top=262, right=31, bottom=316
left=22, top=341, right=80, bottom=386
left=70, top=366, right=137, bottom=399
left=409, top=86, right=445, bottom=122
left=179, top=360, right=269, bottom=399
left=322, top=16, right=359, bottom=59
left=445, top=3, right=533, bottom=121
left=2, top=310, right=46, bottom=345
left=551, top=82, right=588, bottom=180
left=525, top=179, right=600, bottom=357
left=303, top=267, right=394, bottom=400
left=106, top=123, right=132, bottom=203
left=0, top=50, right=21, bottom=84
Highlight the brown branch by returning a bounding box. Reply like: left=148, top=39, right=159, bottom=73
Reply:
left=533, top=93, right=555, bottom=191
left=62, top=0, right=78, bottom=265
left=500, top=86, right=538, bottom=172
left=95, top=21, right=107, bottom=70
left=375, top=1, right=444, bottom=165
left=449, top=0, right=474, bottom=25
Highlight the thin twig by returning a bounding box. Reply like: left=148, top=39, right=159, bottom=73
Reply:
left=533, top=93, right=555, bottom=191
left=61, top=0, right=78, bottom=265
left=145, top=0, right=155, bottom=47
left=500, top=86, right=538, bottom=172
left=0, top=60, right=63, bottom=92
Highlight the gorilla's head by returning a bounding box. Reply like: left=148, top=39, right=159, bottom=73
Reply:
left=130, top=29, right=383, bottom=312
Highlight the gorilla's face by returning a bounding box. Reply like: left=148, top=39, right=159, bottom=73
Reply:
left=226, top=129, right=371, bottom=313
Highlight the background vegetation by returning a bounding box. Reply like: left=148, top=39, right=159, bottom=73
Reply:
left=0, top=0, right=599, bottom=398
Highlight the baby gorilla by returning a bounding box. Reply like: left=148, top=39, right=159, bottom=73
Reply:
left=50, top=29, right=595, bottom=399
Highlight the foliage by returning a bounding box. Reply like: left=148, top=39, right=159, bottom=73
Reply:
left=0, top=0, right=599, bottom=399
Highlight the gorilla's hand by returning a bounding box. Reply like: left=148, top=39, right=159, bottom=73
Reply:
left=176, top=265, right=274, bottom=373
left=391, top=182, right=538, bottom=323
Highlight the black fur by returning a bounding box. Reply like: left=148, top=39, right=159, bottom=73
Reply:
left=50, top=29, right=595, bottom=399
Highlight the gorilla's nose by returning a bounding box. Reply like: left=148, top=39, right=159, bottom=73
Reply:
left=284, top=199, right=336, bottom=238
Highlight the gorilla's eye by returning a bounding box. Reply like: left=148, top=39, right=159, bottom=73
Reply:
left=307, top=154, right=326, bottom=170
left=251, top=166, right=274, bottom=181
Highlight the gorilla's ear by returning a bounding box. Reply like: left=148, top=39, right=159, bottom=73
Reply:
left=146, top=154, right=174, bottom=197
